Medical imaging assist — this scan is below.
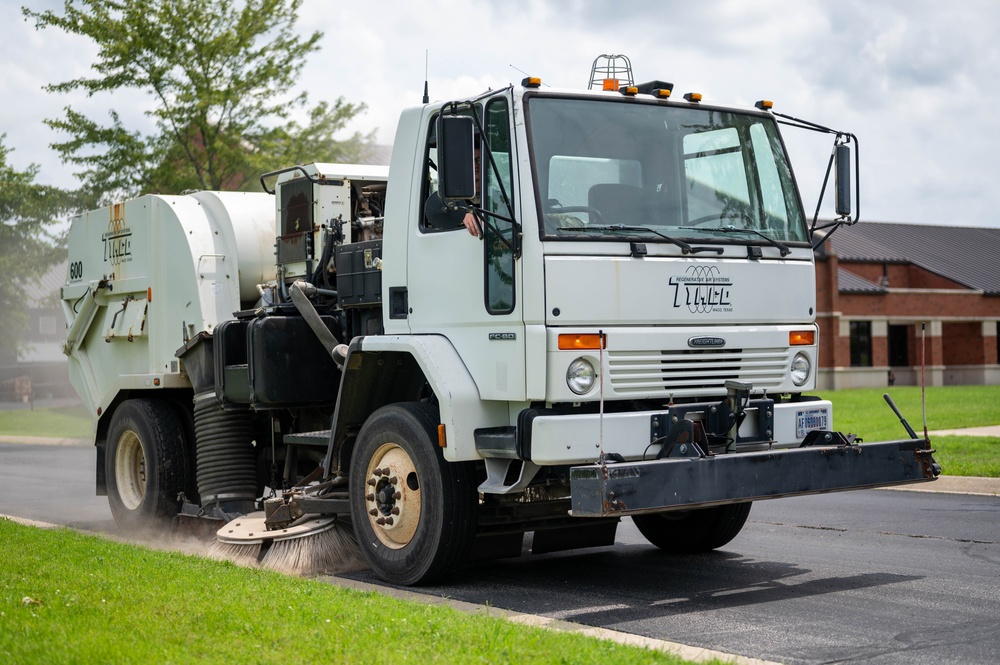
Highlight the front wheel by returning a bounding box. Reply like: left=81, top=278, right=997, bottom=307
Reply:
left=632, top=502, right=752, bottom=553
left=106, top=398, right=190, bottom=532
left=349, top=403, right=477, bottom=586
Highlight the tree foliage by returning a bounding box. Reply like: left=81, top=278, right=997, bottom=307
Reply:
left=0, top=136, right=72, bottom=360
left=24, top=0, right=371, bottom=204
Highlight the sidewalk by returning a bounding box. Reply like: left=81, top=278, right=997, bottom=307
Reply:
left=928, top=425, right=1000, bottom=437
left=0, top=396, right=84, bottom=411
left=894, top=475, right=1000, bottom=497
left=0, top=434, right=89, bottom=446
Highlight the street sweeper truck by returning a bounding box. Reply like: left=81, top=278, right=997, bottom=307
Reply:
left=61, top=69, right=940, bottom=585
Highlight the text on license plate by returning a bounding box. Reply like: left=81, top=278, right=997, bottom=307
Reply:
left=796, top=408, right=829, bottom=439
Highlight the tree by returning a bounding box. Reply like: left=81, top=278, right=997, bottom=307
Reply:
left=0, top=136, right=72, bottom=361
left=24, top=0, right=371, bottom=204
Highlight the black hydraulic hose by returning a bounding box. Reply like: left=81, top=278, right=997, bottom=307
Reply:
left=288, top=280, right=344, bottom=364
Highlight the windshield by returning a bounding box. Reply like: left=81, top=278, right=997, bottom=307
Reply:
left=526, top=96, right=808, bottom=244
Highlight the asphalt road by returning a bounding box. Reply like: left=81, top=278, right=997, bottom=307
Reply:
left=357, top=489, right=999, bottom=665
left=0, top=442, right=117, bottom=533
left=3, top=441, right=998, bottom=664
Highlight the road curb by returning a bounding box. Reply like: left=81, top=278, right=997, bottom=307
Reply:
left=0, top=514, right=63, bottom=529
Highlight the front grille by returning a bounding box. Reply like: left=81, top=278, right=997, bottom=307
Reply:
left=607, top=347, right=789, bottom=397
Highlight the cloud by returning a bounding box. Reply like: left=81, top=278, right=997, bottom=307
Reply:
left=4, top=0, right=999, bottom=227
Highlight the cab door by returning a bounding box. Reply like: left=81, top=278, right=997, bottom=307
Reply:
left=405, top=94, right=525, bottom=401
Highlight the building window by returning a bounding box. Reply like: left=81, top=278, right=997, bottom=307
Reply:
left=850, top=321, right=872, bottom=367
left=888, top=324, right=909, bottom=367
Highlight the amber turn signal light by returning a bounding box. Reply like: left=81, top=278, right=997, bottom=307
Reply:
left=558, top=334, right=606, bottom=350
left=789, top=330, right=815, bottom=346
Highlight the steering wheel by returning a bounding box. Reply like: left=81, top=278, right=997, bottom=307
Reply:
left=685, top=213, right=728, bottom=227
left=545, top=205, right=607, bottom=226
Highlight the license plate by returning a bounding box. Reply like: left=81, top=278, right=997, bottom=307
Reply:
left=796, top=408, right=829, bottom=439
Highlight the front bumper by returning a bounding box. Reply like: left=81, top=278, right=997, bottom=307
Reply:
left=569, top=437, right=940, bottom=517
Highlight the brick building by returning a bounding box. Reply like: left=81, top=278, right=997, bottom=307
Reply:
left=815, top=222, right=1000, bottom=389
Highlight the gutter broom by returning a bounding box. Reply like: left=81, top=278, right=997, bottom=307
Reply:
left=208, top=483, right=367, bottom=576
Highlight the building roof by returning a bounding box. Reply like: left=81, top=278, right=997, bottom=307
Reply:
left=23, top=260, right=67, bottom=308
left=820, top=221, right=1000, bottom=295
left=837, top=268, right=887, bottom=294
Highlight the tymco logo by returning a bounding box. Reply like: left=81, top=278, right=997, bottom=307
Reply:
left=669, top=266, right=734, bottom=314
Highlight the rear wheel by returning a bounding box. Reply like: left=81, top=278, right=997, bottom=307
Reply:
left=106, top=399, right=190, bottom=532
left=632, top=502, right=752, bottom=553
left=349, top=402, right=477, bottom=585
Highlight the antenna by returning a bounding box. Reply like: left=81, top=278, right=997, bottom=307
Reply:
left=921, top=322, right=928, bottom=440
left=510, top=64, right=550, bottom=86
left=422, top=50, right=429, bottom=104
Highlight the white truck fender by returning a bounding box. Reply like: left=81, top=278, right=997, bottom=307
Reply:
left=342, top=334, right=509, bottom=463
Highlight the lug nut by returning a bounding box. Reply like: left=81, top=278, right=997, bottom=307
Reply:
left=367, top=478, right=376, bottom=486
left=391, top=507, right=400, bottom=515
left=369, top=509, right=378, bottom=516
left=393, top=491, right=401, bottom=500
left=366, top=494, right=375, bottom=502
left=389, top=476, right=398, bottom=485
left=384, top=517, right=394, bottom=525
left=381, top=467, right=391, bottom=476
left=373, top=468, right=383, bottom=477
left=376, top=517, right=385, bottom=525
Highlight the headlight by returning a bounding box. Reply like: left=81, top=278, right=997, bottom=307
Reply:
left=566, top=358, right=597, bottom=395
left=790, top=352, right=811, bottom=386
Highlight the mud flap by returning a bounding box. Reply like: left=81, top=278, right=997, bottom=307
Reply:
left=569, top=438, right=940, bottom=517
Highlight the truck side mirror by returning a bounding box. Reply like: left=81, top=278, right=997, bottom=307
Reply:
left=437, top=115, right=477, bottom=201
left=835, top=143, right=852, bottom=218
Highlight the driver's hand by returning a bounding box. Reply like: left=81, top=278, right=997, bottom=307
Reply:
left=463, top=212, right=482, bottom=237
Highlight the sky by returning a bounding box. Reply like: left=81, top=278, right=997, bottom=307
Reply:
left=4, top=0, right=999, bottom=228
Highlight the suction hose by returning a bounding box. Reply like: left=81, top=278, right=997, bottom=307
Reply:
left=193, top=391, right=257, bottom=519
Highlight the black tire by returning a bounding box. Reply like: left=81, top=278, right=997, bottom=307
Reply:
left=105, top=398, right=190, bottom=532
left=632, top=502, right=752, bottom=553
left=349, top=403, right=478, bottom=586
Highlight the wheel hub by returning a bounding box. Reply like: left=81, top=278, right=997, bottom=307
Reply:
left=364, top=443, right=420, bottom=549
left=115, top=430, right=147, bottom=510
left=375, top=477, right=397, bottom=513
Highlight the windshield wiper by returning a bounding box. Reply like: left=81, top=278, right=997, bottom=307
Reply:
left=557, top=224, right=722, bottom=255
left=679, top=224, right=791, bottom=256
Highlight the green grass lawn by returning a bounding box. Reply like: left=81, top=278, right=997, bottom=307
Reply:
left=0, top=404, right=92, bottom=439
left=0, top=519, right=705, bottom=665
left=824, top=385, right=1000, bottom=477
